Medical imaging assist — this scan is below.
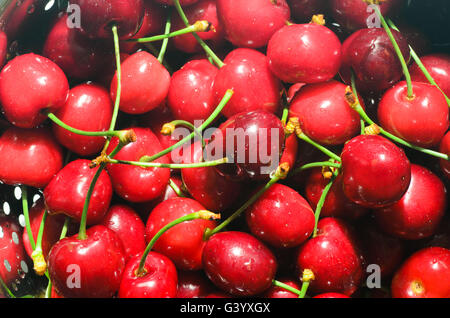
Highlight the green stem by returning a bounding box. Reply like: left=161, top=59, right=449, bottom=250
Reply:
left=291, top=161, right=341, bottom=176
left=47, top=113, right=120, bottom=138
left=164, top=119, right=206, bottom=148
left=21, top=185, right=35, bottom=251
left=272, top=280, right=302, bottom=296
left=59, top=217, right=70, bottom=240
left=131, top=20, right=209, bottom=43
left=312, top=177, right=334, bottom=238
left=107, top=157, right=228, bottom=169
left=298, top=281, right=310, bottom=299
left=0, top=275, right=15, bottom=298
left=158, top=12, right=172, bottom=63
left=296, top=133, right=342, bottom=163
left=169, top=179, right=186, bottom=197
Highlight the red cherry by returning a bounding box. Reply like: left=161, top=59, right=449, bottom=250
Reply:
left=52, top=83, right=113, bottom=156
left=287, top=0, right=329, bottom=23
left=154, top=0, right=199, bottom=6
left=289, top=81, right=361, bottom=145
left=374, top=164, right=447, bottom=240
left=0, top=31, right=7, bottom=68
left=439, top=132, right=450, bottom=179
left=167, top=59, right=218, bottom=124
left=0, top=127, right=64, bottom=188
left=0, top=53, right=69, bottom=128
left=110, top=51, right=170, bottom=114
left=212, top=48, right=283, bottom=118
left=267, top=23, right=342, bottom=84
left=313, top=293, right=350, bottom=298
left=391, top=247, right=450, bottom=298
left=106, top=127, right=171, bottom=202
left=101, top=204, right=146, bottom=262
left=176, top=270, right=216, bottom=298
left=145, top=197, right=216, bottom=271
left=377, top=81, right=449, bottom=147
left=44, top=159, right=113, bottom=225
left=279, top=133, right=299, bottom=169
left=409, top=53, right=450, bottom=97
left=340, top=134, right=411, bottom=208
left=202, top=231, right=277, bottom=297
left=296, top=218, right=365, bottom=296
left=216, top=0, right=290, bottom=48
left=246, top=183, right=315, bottom=248
left=263, top=279, right=301, bottom=298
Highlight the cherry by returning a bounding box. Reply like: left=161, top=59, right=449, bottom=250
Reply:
left=110, top=51, right=170, bottom=114
left=0, top=127, right=63, bottom=188
left=295, top=217, right=365, bottom=296
left=340, top=134, right=411, bottom=208
left=439, top=131, right=450, bottom=179
left=105, top=127, right=171, bottom=202
left=48, top=225, right=126, bottom=298
left=287, top=0, right=329, bottom=23
left=374, top=164, right=447, bottom=240
left=313, top=293, right=350, bottom=298
left=245, top=183, right=315, bottom=248
left=339, top=28, right=410, bottom=94
left=154, top=0, right=199, bottom=6
left=288, top=80, right=361, bottom=145
left=202, top=231, right=277, bottom=297
left=263, top=279, right=301, bottom=298
left=69, top=0, right=145, bottom=40
left=279, top=133, right=299, bottom=170
left=167, top=59, right=218, bottom=124
left=176, top=270, right=215, bottom=298
left=0, top=31, right=7, bottom=68
left=267, top=23, right=342, bottom=84
left=0, top=53, right=69, bottom=128
left=52, top=83, right=113, bottom=157
left=391, top=247, right=450, bottom=298
left=44, top=159, right=113, bottom=225
left=101, top=204, right=146, bottom=261
left=216, top=0, right=290, bottom=48
left=409, top=53, right=450, bottom=97
left=212, top=48, right=283, bottom=118
left=286, top=82, right=306, bottom=102
left=377, top=81, right=449, bottom=147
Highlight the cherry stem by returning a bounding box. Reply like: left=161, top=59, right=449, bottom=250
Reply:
left=158, top=11, right=172, bottom=63
left=136, top=210, right=220, bottom=276
left=291, top=161, right=341, bottom=177
left=31, top=208, right=48, bottom=277
left=169, top=178, right=186, bottom=197
left=298, top=269, right=315, bottom=298
left=59, top=217, right=70, bottom=240
left=0, top=275, right=15, bottom=298
left=143, top=42, right=173, bottom=73
left=312, top=177, right=334, bottom=238
left=131, top=20, right=211, bottom=43
left=21, top=185, right=35, bottom=251
left=162, top=119, right=206, bottom=148
left=139, top=89, right=234, bottom=163
left=297, top=132, right=341, bottom=162
left=173, top=0, right=224, bottom=68
left=373, top=5, right=413, bottom=99
left=106, top=157, right=228, bottom=169
left=272, top=280, right=302, bottom=296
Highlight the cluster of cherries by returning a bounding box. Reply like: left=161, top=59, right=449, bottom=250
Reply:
left=0, top=0, right=449, bottom=299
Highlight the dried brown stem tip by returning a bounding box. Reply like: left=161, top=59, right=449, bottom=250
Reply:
left=90, top=151, right=108, bottom=168
left=302, top=269, right=315, bottom=283
left=118, top=129, right=137, bottom=145
left=365, top=123, right=381, bottom=136
left=275, top=162, right=290, bottom=179
left=161, top=123, right=176, bottom=136
left=322, top=166, right=334, bottom=179
left=193, top=20, right=213, bottom=32
left=31, top=251, right=47, bottom=276
left=310, top=14, right=326, bottom=26
left=345, top=86, right=358, bottom=109
left=198, top=210, right=221, bottom=220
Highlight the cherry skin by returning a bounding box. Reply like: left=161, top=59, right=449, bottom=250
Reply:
left=267, top=23, right=342, bottom=84
left=296, top=217, right=365, bottom=296
left=289, top=81, right=361, bottom=145
left=313, top=293, right=351, bottom=298
left=202, top=231, right=278, bottom=297
left=279, top=133, right=299, bottom=170
left=176, top=270, right=216, bottom=298
left=439, top=131, right=450, bottom=179
left=391, top=247, right=450, bottom=298
left=118, top=251, right=178, bottom=298
left=105, top=127, right=171, bottom=203
left=287, top=0, right=329, bottom=23
left=44, top=159, right=113, bottom=225
left=216, top=0, right=290, bottom=48
left=101, top=204, right=146, bottom=262
left=48, top=225, right=126, bottom=298
left=374, top=164, right=447, bottom=240
left=0, top=127, right=64, bottom=188
left=110, top=51, right=170, bottom=114
left=245, top=183, right=315, bottom=248
left=145, top=197, right=216, bottom=271
left=409, top=53, right=450, bottom=97
left=69, top=0, right=145, bottom=40
left=377, top=81, right=449, bottom=147
left=52, top=83, right=113, bottom=157
left=340, top=134, right=411, bottom=208
left=0, top=31, right=7, bottom=68
left=212, top=48, right=283, bottom=118
left=167, top=59, right=218, bottom=124
left=0, top=53, right=69, bottom=128
left=154, top=0, right=199, bottom=6
left=262, top=279, right=301, bottom=298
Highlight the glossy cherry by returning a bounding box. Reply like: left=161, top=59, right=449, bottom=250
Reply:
left=409, top=53, right=450, bottom=97
left=0, top=53, right=69, bottom=128
left=44, top=159, right=113, bottom=225
left=202, top=231, right=277, bottom=297
left=439, top=131, right=450, bottom=179
left=52, top=83, right=113, bottom=156
left=176, top=270, right=216, bottom=298
left=287, top=0, right=329, bottom=23
left=263, top=279, right=301, bottom=298
left=267, top=23, right=342, bottom=84
left=313, top=293, right=351, bottom=298
left=340, top=134, right=411, bottom=208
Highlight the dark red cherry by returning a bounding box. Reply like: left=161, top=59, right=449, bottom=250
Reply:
left=0, top=31, right=7, bottom=68
left=262, top=279, right=301, bottom=298
left=279, top=133, right=299, bottom=169
left=286, top=82, right=306, bottom=102
left=48, top=225, right=126, bottom=298
left=118, top=251, right=178, bottom=298
left=167, top=59, right=218, bottom=124
left=439, top=132, right=450, bottom=179
left=70, top=0, right=145, bottom=40
left=296, top=218, right=365, bottom=296
left=212, top=48, right=283, bottom=118
left=0, top=127, right=63, bottom=188
left=409, top=53, right=450, bottom=97
left=313, top=293, right=350, bottom=298
left=176, top=270, right=216, bottom=298
left=246, top=183, right=315, bottom=248
left=154, top=0, right=199, bottom=6
left=391, top=247, right=450, bottom=298
left=52, top=83, right=113, bottom=156
left=110, top=51, right=170, bottom=114
left=377, top=81, right=449, bottom=147
left=340, top=135, right=411, bottom=208
left=267, top=23, right=342, bottom=84
left=101, top=204, right=146, bottom=262
left=0, top=53, right=69, bottom=128
left=287, top=0, right=329, bottom=23
left=289, top=81, right=361, bottom=145
left=106, top=127, right=171, bottom=202
left=216, top=0, right=290, bottom=48
left=44, top=159, right=113, bottom=225
left=202, top=231, right=277, bottom=297
left=374, top=164, right=447, bottom=240
left=145, top=197, right=216, bottom=271
left=340, top=28, right=410, bottom=94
